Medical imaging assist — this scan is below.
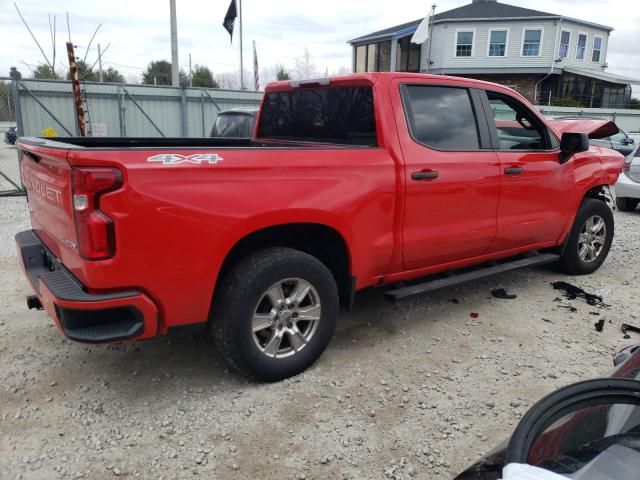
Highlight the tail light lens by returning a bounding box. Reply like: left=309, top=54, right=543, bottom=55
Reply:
left=622, top=156, right=632, bottom=173
left=71, top=167, right=122, bottom=260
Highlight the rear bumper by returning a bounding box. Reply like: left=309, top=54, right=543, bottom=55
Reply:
left=615, top=172, right=640, bottom=199
left=16, top=230, right=159, bottom=343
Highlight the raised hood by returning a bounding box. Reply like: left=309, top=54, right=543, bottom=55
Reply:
left=547, top=119, right=619, bottom=140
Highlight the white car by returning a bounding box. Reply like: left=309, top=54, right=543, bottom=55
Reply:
left=615, top=141, right=640, bottom=212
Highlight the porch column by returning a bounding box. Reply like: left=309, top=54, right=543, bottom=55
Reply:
left=390, top=38, right=398, bottom=72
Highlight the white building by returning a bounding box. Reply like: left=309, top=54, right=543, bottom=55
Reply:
left=349, top=0, right=639, bottom=107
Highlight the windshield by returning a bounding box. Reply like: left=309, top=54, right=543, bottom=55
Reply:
left=211, top=114, right=255, bottom=138
left=257, top=86, right=377, bottom=146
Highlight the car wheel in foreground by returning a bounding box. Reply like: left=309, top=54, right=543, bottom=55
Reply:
left=616, top=196, right=638, bottom=212
left=212, top=247, right=338, bottom=382
left=557, top=198, right=614, bottom=275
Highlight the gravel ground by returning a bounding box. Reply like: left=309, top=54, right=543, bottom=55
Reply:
left=1, top=196, right=639, bottom=480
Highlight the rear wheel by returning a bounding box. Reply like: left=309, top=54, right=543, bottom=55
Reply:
left=557, top=198, right=614, bottom=275
left=616, top=197, right=639, bottom=212
left=212, top=247, right=338, bottom=382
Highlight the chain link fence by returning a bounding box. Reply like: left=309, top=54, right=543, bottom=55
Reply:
left=0, top=80, right=21, bottom=195
left=0, top=77, right=263, bottom=196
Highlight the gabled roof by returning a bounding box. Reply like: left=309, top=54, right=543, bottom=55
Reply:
left=348, top=0, right=613, bottom=45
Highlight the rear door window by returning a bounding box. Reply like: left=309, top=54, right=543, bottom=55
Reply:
left=257, top=86, right=377, bottom=146
left=401, top=85, right=480, bottom=150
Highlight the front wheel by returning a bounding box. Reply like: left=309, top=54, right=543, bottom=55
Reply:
left=557, top=198, right=614, bottom=275
left=212, top=247, right=338, bottom=382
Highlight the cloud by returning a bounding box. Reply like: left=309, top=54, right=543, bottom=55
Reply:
left=1, top=0, right=638, bottom=98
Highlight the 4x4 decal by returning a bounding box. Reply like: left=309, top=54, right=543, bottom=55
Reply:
left=147, top=153, right=224, bottom=165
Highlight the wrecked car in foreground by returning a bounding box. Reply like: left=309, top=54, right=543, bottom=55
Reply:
left=455, top=345, right=640, bottom=480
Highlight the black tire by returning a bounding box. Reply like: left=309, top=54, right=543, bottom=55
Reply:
left=211, top=247, right=338, bottom=382
left=557, top=198, right=614, bottom=275
left=616, top=196, right=638, bottom=212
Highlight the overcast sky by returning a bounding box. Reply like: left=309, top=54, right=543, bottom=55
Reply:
left=1, top=0, right=638, bottom=94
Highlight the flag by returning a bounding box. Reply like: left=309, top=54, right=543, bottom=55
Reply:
left=253, top=40, right=260, bottom=91
left=223, top=0, right=237, bottom=41
left=411, top=11, right=432, bottom=44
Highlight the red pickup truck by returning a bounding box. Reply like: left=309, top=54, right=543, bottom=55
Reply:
left=16, top=73, right=623, bottom=381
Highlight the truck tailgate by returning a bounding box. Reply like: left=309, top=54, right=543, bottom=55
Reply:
left=19, top=143, right=76, bottom=259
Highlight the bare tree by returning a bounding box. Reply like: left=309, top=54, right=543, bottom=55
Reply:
left=215, top=68, right=251, bottom=90
left=293, top=49, right=317, bottom=80
left=333, top=66, right=351, bottom=76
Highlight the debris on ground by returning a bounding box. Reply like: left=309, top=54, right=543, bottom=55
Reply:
left=470, top=312, right=479, bottom=319
left=551, top=281, right=608, bottom=307
left=491, top=288, right=517, bottom=300
left=449, top=298, right=460, bottom=304
left=558, top=304, right=578, bottom=313
left=622, top=323, right=640, bottom=340
left=594, top=319, right=605, bottom=332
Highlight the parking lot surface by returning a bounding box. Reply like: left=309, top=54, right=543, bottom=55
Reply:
left=1, top=196, right=639, bottom=479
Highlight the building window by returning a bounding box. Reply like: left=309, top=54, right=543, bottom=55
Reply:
left=488, top=30, right=508, bottom=57
left=455, top=30, right=474, bottom=57
left=559, top=30, right=571, bottom=58
left=592, top=36, right=603, bottom=63
left=576, top=33, right=587, bottom=60
left=379, top=41, right=391, bottom=71
left=354, top=41, right=392, bottom=73
left=522, top=29, right=542, bottom=56
left=355, top=45, right=366, bottom=72
left=396, top=37, right=421, bottom=72
left=367, top=43, right=378, bottom=71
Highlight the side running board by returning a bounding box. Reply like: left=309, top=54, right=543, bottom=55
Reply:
left=385, top=252, right=560, bottom=301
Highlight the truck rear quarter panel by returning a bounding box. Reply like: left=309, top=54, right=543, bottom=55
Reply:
left=64, top=146, right=397, bottom=331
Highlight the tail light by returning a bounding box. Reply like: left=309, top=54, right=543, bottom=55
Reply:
left=71, top=167, right=122, bottom=260
left=622, top=156, right=632, bottom=174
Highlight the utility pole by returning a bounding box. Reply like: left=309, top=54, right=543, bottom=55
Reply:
left=97, top=43, right=104, bottom=82
left=66, top=42, right=86, bottom=136
left=239, top=0, right=244, bottom=90
left=170, top=0, right=179, bottom=86
left=189, top=52, right=192, bottom=87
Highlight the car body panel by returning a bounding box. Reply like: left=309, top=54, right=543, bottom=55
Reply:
left=615, top=145, right=640, bottom=201
left=210, top=108, right=258, bottom=138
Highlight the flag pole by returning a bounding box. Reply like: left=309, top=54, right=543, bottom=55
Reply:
left=426, top=4, right=436, bottom=73
left=239, top=0, right=244, bottom=90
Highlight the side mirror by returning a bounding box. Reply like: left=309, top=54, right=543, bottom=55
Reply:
left=627, top=138, right=635, bottom=145
left=560, top=132, right=589, bottom=164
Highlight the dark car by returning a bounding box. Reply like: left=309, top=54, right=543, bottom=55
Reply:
left=4, top=126, right=17, bottom=145
left=455, top=345, right=640, bottom=480
left=551, top=116, right=635, bottom=157
left=209, top=108, right=258, bottom=138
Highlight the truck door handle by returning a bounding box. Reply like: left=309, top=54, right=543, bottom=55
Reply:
left=504, top=167, right=524, bottom=175
left=411, top=171, right=439, bottom=181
